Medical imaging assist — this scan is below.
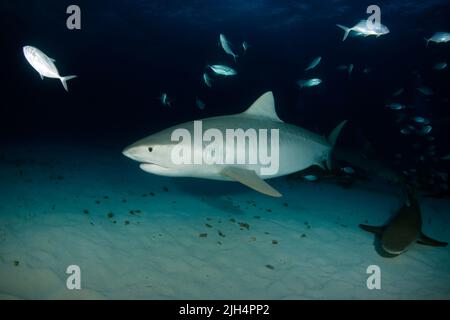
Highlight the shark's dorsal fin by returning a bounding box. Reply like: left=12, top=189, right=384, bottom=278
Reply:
left=221, top=166, right=282, bottom=197
left=243, top=92, right=283, bottom=122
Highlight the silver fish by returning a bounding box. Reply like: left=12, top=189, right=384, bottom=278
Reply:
left=23, top=45, right=77, bottom=92
left=412, top=116, right=430, bottom=125
left=433, top=62, right=447, bottom=70
left=219, top=34, right=238, bottom=62
left=303, top=175, right=318, bottom=182
left=337, top=64, right=353, bottom=76
left=400, top=128, right=411, bottom=135
left=417, top=86, right=434, bottom=96
left=386, top=103, right=405, bottom=110
left=425, top=32, right=450, bottom=46
left=297, top=78, right=322, bottom=88
left=196, top=98, right=206, bottom=110
left=348, top=64, right=354, bottom=76
left=209, top=64, right=237, bottom=76
left=392, top=88, right=404, bottom=96
left=242, top=41, right=250, bottom=54
left=160, top=93, right=171, bottom=107
left=336, top=19, right=390, bottom=41
left=203, top=73, right=212, bottom=88
left=305, top=56, right=322, bottom=72
left=342, top=166, right=355, bottom=174
left=419, top=125, right=433, bottom=135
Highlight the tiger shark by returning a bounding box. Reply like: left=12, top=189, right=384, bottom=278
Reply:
left=123, top=92, right=347, bottom=197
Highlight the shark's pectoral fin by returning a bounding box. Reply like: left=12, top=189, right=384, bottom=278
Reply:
left=221, top=167, right=282, bottom=197
left=417, top=232, right=448, bottom=247
left=39, top=74, right=44, bottom=80
left=359, top=224, right=385, bottom=235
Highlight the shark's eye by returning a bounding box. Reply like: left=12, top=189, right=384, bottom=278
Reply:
left=148, top=147, right=153, bottom=152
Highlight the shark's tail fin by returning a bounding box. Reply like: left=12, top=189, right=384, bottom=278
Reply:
left=336, top=24, right=351, bottom=41
left=326, top=120, right=348, bottom=170
left=60, top=75, right=77, bottom=92
left=328, top=120, right=348, bottom=147
left=403, top=183, right=418, bottom=208
left=424, top=37, right=430, bottom=47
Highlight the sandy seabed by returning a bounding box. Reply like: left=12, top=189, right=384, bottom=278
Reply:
left=0, top=144, right=449, bottom=299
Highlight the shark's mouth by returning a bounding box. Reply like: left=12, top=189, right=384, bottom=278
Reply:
left=381, top=245, right=405, bottom=256
left=139, top=162, right=170, bottom=171
left=140, top=162, right=165, bottom=168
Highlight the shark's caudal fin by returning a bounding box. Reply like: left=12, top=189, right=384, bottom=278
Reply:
left=60, top=75, right=77, bottom=92
left=242, top=91, right=283, bottom=122
left=424, top=37, right=430, bottom=47
left=221, top=167, right=282, bottom=197
left=326, top=120, right=348, bottom=170
left=336, top=24, right=351, bottom=41
left=328, top=120, right=348, bottom=147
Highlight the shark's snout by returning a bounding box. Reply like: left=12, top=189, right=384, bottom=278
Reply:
left=381, top=245, right=403, bottom=257
left=122, top=146, right=139, bottom=161
left=122, top=147, right=131, bottom=158
left=122, top=144, right=155, bottom=164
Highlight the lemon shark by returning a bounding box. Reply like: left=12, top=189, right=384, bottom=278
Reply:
left=123, top=92, right=347, bottom=197
left=359, top=186, right=448, bottom=257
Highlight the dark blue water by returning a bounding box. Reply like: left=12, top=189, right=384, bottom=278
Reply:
left=0, top=1, right=448, bottom=194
